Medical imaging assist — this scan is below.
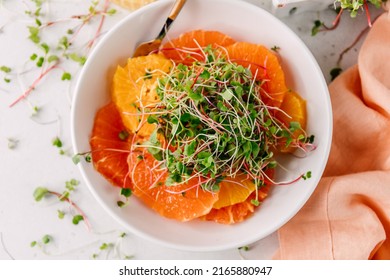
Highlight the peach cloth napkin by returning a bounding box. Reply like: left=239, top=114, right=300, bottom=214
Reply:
left=275, top=8, right=390, bottom=259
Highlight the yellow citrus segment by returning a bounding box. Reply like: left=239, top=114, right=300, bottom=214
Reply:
left=111, top=54, right=172, bottom=137
left=276, top=90, right=307, bottom=152
left=202, top=184, right=271, bottom=224
left=212, top=173, right=256, bottom=209
left=278, top=90, right=307, bottom=127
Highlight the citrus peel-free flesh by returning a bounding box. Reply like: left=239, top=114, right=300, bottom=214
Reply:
left=128, top=149, right=219, bottom=222
left=224, top=42, right=288, bottom=108
left=111, top=54, right=172, bottom=137
left=276, top=90, right=307, bottom=152
left=161, top=30, right=236, bottom=65
left=90, top=102, right=132, bottom=189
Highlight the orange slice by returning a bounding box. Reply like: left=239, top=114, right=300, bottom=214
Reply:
left=160, top=30, right=236, bottom=64
left=128, top=149, right=219, bottom=222
left=90, top=102, right=132, bottom=189
left=212, top=173, right=256, bottom=209
left=276, top=90, right=307, bottom=152
left=202, top=169, right=274, bottom=224
left=202, top=184, right=271, bottom=224
left=111, top=54, right=172, bottom=137
left=224, top=42, right=288, bottom=108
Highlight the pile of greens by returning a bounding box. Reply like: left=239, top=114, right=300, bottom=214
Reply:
left=336, top=0, right=384, bottom=17
left=138, top=47, right=312, bottom=196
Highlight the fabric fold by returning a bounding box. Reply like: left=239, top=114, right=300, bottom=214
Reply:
left=275, top=10, right=390, bottom=259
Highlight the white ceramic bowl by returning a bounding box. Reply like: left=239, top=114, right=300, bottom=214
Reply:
left=71, top=0, right=332, bottom=251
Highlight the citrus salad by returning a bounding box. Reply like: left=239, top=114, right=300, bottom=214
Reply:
left=89, top=30, right=314, bottom=224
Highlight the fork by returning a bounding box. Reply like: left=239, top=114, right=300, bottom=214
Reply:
left=132, top=0, right=187, bottom=57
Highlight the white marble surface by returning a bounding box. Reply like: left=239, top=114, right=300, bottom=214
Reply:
left=0, top=0, right=383, bottom=260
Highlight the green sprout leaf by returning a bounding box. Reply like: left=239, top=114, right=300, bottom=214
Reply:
left=120, top=188, right=132, bottom=198
left=302, top=171, right=312, bottom=180
left=30, top=53, right=38, bottom=61
left=48, top=55, right=59, bottom=63
left=72, top=215, right=84, bottom=225
left=7, top=138, right=18, bottom=150
left=0, top=66, right=11, bottom=73
left=42, top=234, right=51, bottom=244
left=57, top=210, right=65, bottom=219
left=251, top=199, right=260, bottom=207
left=28, top=26, right=40, bottom=43
left=40, top=43, right=50, bottom=54
left=68, top=53, right=87, bottom=66
left=238, top=245, right=250, bottom=251
left=72, top=154, right=81, bottom=164
left=117, top=201, right=126, bottom=208
left=61, top=72, right=72, bottom=81
left=99, top=242, right=113, bottom=250
left=33, top=187, right=49, bottom=201
left=52, top=137, right=62, bottom=148
left=311, top=20, right=323, bottom=36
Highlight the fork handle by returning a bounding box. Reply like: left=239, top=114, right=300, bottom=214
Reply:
left=156, top=0, right=187, bottom=41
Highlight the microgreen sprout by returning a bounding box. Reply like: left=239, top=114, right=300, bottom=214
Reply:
left=238, top=245, right=250, bottom=251
left=68, top=53, right=87, bottom=66
left=312, top=0, right=384, bottom=36
left=52, top=136, right=62, bottom=148
left=7, top=138, right=19, bottom=150
left=72, top=215, right=84, bottom=225
left=0, top=66, right=11, bottom=73
left=91, top=232, right=133, bottom=259
left=42, top=234, right=51, bottom=244
left=33, top=179, right=91, bottom=231
left=30, top=234, right=53, bottom=250
left=92, top=242, right=114, bottom=259
left=117, top=188, right=132, bottom=208
left=72, top=151, right=92, bottom=164
left=57, top=210, right=65, bottom=219
left=337, top=0, right=383, bottom=20
left=61, top=72, right=72, bottom=81
left=311, top=20, right=323, bottom=36
left=1, top=65, right=12, bottom=83
left=52, top=136, right=67, bottom=155
left=133, top=46, right=314, bottom=197
left=250, top=199, right=260, bottom=207
left=301, top=171, right=312, bottom=180
left=9, top=0, right=117, bottom=108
